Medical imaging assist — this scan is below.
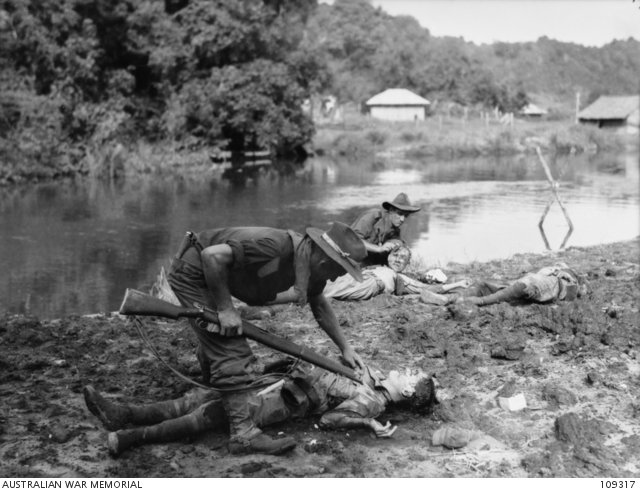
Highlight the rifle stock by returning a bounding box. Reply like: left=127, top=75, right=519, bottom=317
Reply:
left=119, top=289, right=361, bottom=383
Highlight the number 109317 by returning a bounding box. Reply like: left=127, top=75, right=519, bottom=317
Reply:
left=602, top=482, right=635, bottom=489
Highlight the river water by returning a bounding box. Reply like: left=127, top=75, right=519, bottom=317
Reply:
left=1, top=151, right=638, bottom=319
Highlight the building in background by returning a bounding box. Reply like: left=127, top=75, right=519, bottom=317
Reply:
left=577, top=95, right=640, bottom=135
left=519, top=103, right=548, bottom=118
left=365, top=89, right=430, bottom=122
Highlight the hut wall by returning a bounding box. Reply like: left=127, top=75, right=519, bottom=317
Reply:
left=370, top=106, right=425, bottom=121
left=600, top=119, right=626, bottom=130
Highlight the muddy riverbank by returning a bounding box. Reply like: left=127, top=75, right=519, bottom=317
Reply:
left=1, top=239, right=638, bottom=478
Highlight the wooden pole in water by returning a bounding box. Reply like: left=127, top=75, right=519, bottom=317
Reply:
left=535, top=147, right=574, bottom=247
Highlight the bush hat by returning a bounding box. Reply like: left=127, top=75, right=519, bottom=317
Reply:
left=383, top=193, right=420, bottom=213
left=306, top=222, right=367, bottom=282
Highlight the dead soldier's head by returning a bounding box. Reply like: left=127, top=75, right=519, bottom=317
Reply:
left=387, top=245, right=411, bottom=273
left=382, top=369, right=438, bottom=414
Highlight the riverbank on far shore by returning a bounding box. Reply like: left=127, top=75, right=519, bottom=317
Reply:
left=1, top=238, right=638, bottom=477
left=2, top=110, right=637, bottom=186
left=312, top=110, right=635, bottom=160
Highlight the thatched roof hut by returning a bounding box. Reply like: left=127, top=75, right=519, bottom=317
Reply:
left=578, top=96, right=639, bottom=134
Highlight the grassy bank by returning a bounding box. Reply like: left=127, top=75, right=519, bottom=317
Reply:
left=313, top=107, right=632, bottom=159
left=0, top=108, right=635, bottom=186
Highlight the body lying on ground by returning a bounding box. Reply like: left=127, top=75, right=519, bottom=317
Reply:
left=438, top=262, right=589, bottom=306
left=270, top=245, right=470, bottom=303
left=83, top=361, right=437, bottom=457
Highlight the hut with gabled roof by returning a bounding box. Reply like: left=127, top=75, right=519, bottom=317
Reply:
left=578, top=95, right=639, bottom=135
left=520, top=103, right=547, bottom=118
left=365, top=88, right=430, bottom=122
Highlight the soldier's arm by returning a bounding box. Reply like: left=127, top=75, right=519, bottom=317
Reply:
left=319, top=410, right=396, bottom=438
left=350, top=211, right=392, bottom=253
left=309, top=293, right=364, bottom=371
left=200, top=244, right=242, bottom=336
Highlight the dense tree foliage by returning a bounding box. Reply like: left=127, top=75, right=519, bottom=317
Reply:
left=0, top=0, right=638, bottom=176
left=0, top=0, right=322, bottom=159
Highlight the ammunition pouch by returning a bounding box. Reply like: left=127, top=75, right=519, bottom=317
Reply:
left=279, top=365, right=325, bottom=413
left=281, top=381, right=310, bottom=414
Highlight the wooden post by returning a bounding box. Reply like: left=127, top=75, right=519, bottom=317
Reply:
left=536, top=146, right=574, bottom=249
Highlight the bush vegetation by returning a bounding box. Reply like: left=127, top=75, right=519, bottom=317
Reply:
left=0, top=0, right=637, bottom=182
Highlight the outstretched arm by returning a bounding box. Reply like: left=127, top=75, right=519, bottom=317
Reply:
left=309, top=293, right=364, bottom=371
left=362, top=239, right=399, bottom=254
left=319, top=410, right=396, bottom=438
left=441, top=278, right=472, bottom=292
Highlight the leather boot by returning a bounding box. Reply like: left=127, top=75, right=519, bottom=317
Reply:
left=84, top=386, right=132, bottom=431
left=107, top=406, right=214, bottom=457
left=108, top=429, right=142, bottom=457
left=228, top=433, right=296, bottom=455
left=84, top=385, right=200, bottom=430
left=222, top=391, right=296, bottom=455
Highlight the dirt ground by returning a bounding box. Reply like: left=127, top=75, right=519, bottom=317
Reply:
left=1, top=239, right=639, bottom=478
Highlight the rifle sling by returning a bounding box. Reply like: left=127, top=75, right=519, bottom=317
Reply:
left=131, top=316, right=277, bottom=393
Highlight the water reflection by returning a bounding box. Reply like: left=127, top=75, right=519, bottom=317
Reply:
left=0, top=151, right=638, bottom=319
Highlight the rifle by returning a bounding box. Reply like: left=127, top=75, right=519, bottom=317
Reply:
left=119, top=289, right=361, bottom=383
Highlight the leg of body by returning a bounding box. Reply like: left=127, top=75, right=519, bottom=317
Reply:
left=466, top=281, right=527, bottom=306
left=108, top=399, right=225, bottom=456
left=84, top=386, right=219, bottom=431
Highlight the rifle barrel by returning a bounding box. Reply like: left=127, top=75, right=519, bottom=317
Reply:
left=119, top=289, right=361, bottom=383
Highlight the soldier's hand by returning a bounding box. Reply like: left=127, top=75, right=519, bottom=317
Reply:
left=213, top=308, right=243, bottom=336
left=341, top=346, right=365, bottom=372
left=380, top=242, right=397, bottom=253
left=458, top=278, right=472, bottom=289
left=370, top=420, right=397, bottom=438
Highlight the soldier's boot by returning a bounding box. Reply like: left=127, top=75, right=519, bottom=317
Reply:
left=222, top=391, right=296, bottom=455
left=107, top=403, right=220, bottom=457
left=84, top=385, right=196, bottom=431
left=83, top=386, right=133, bottom=431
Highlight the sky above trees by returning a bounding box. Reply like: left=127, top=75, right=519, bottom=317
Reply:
left=322, top=0, right=639, bottom=47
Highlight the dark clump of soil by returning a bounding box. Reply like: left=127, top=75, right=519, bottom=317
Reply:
left=0, top=239, right=639, bottom=477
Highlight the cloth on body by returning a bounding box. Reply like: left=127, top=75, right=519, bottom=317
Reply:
left=323, top=267, right=433, bottom=301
